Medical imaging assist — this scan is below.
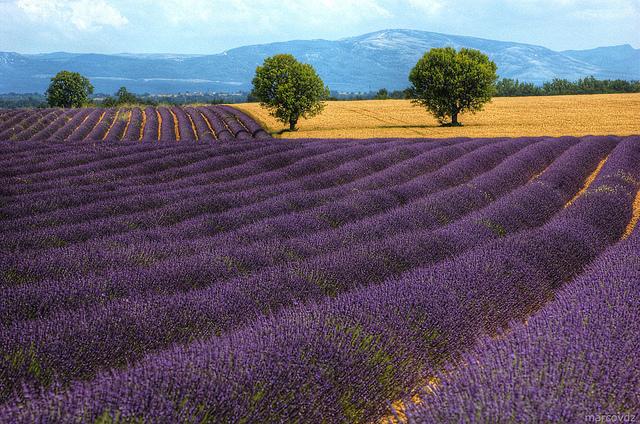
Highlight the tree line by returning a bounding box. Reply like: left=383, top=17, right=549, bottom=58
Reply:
left=3, top=73, right=637, bottom=110
left=330, top=76, right=640, bottom=100
left=495, top=76, right=640, bottom=97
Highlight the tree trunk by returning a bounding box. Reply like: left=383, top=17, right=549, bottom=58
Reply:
left=289, top=118, right=297, bottom=131
left=451, top=112, right=459, bottom=125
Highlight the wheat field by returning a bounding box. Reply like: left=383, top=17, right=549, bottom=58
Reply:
left=234, top=93, right=640, bottom=139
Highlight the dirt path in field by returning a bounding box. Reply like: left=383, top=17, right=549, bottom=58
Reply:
left=376, top=378, right=440, bottom=424
left=564, top=155, right=609, bottom=208
left=623, top=189, right=640, bottom=239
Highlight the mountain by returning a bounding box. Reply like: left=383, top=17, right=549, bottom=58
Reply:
left=561, top=44, right=640, bottom=80
left=1, top=29, right=638, bottom=94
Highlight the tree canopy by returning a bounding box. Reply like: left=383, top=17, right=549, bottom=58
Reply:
left=46, top=71, right=94, bottom=108
left=103, top=87, right=140, bottom=107
left=409, top=47, right=498, bottom=126
left=252, top=54, right=329, bottom=131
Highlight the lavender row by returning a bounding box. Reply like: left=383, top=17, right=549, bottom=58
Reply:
left=65, top=109, right=103, bottom=142
left=136, top=137, right=528, bottom=258
left=0, top=141, right=424, bottom=243
left=0, top=138, right=533, bottom=322
left=140, top=107, right=158, bottom=141
left=48, top=108, right=92, bottom=142
left=0, top=109, right=22, bottom=122
left=171, top=106, right=197, bottom=141
left=0, top=140, right=312, bottom=234
left=1, top=134, right=390, bottom=186
left=159, top=107, right=178, bottom=141
left=0, top=110, right=33, bottom=136
left=0, top=140, right=296, bottom=218
left=218, top=105, right=271, bottom=138
left=10, top=110, right=64, bottom=141
left=0, top=141, right=374, bottom=245
left=0, top=142, right=442, bottom=284
left=87, top=108, right=118, bottom=140
left=0, top=141, right=336, bottom=208
left=0, top=110, right=49, bottom=140
left=0, top=143, right=73, bottom=174
left=184, top=107, right=216, bottom=141
left=0, top=138, right=442, bottom=245
left=6, top=133, right=273, bottom=189
left=199, top=106, right=234, bottom=140
left=0, top=106, right=271, bottom=142
left=122, top=108, right=143, bottom=141
left=210, top=106, right=251, bottom=140
left=0, top=136, right=401, bottom=184
left=102, top=109, right=128, bottom=142
left=28, top=110, right=78, bottom=141
left=0, top=137, right=606, bottom=400
left=408, top=228, right=640, bottom=423
left=1, top=137, right=635, bottom=422
left=2, top=130, right=336, bottom=195
left=0, top=138, right=202, bottom=183
left=0, top=139, right=498, bottom=281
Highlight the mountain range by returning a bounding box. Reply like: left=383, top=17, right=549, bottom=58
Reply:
left=1, top=29, right=638, bottom=94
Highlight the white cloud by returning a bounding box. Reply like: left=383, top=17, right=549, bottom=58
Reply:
left=571, top=1, right=640, bottom=21
left=147, top=0, right=394, bottom=27
left=15, top=0, right=59, bottom=20
left=503, top=0, right=640, bottom=18
left=16, top=0, right=128, bottom=31
left=69, top=0, right=128, bottom=30
left=407, top=0, right=444, bottom=16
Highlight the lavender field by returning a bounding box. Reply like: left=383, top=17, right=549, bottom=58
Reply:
left=0, top=106, right=270, bottom=142
left=0, top=121, right=639, bottom=422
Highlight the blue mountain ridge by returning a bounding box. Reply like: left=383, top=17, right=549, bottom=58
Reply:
left=1, top=29, right=638, bottom=94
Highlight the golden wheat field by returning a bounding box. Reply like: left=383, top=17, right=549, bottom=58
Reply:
left=234, top=93, right=640, bottom=139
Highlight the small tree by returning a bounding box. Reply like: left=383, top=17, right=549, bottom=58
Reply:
left=115, top=87, right=138, bottom=104
left=375, top=88, right=389, bottom=100
left=46, top=71, right=94, bottom=108
left=409, top=47, right=498, bottom=126
left=101, top=87, right=140, bottom=107
left=102, top=96, right=117, bottom=107
left=252, top=54, right=329, bottom=131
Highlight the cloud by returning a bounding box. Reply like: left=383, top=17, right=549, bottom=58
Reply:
left=570, top=0, right=640, bottom=21
left=407, top=0, right=444, bottom=16
left=147, top=0, right=394, bottom=26
left=68, top=0, right=128, bottom=30
left=16, top=0, right=128, bottom=31
left=503, top=0, right=640, bottom=19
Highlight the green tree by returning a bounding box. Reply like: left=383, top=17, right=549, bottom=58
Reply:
left=101, top=87, right=141, bottom=107
left=409, top=47, right=498, bottom=126
left=46, top=71, right=94, bottom=108
left=115, top=87, right=138, bottom=104
left=252, top=54, right=329, bottom=131
left=102, top=96, right=117, bottom=107
left=495, top=78, right=542, bottom=97
left=375, top=88, right=389, bottom=100
left=495, top=78, right=518, bottom=96
left=542, top=78, right=574, bottom=95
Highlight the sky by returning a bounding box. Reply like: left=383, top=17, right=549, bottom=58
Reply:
left=0, top=0, right=638, bottom=54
